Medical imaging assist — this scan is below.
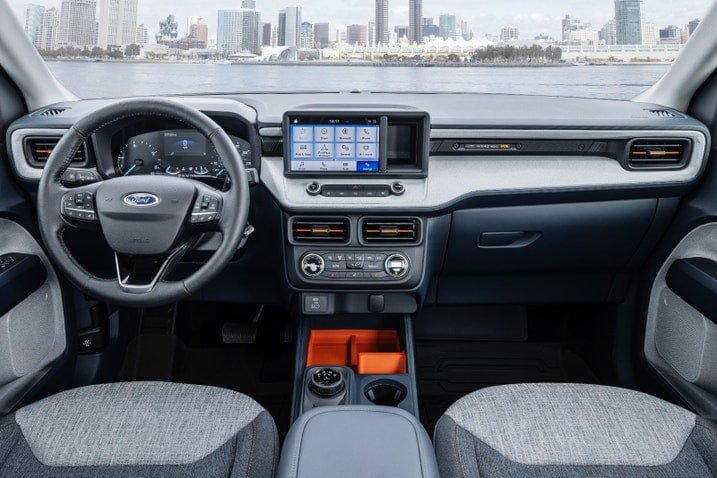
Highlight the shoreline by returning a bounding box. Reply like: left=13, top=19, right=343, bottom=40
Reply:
left=41, top=58, right=672, bottom=67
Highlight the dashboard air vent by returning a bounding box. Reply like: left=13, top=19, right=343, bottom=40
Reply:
left=628, top=139, right=689, bottom=167
left=361, top=218, right=420, bottom=243
left=291, top=217, right=350, bottom=243
left=25, top=137, right=85, bottom=164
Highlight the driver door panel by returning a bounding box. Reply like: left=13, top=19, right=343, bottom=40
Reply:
left=0, top=219, right=66, bottom=415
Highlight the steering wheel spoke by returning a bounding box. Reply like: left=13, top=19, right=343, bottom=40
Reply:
left=114, top=245, right=189, bottom=293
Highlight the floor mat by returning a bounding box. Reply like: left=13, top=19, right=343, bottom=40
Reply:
left=415, top=341, right=600, bottom=434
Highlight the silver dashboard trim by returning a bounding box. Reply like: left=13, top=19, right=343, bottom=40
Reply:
left=9, top=128, right=69, bottom=181
left=261, top=129, right=708, bottom=211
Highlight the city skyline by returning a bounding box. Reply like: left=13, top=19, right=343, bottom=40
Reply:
left=10, top=0, right=712, bottom=42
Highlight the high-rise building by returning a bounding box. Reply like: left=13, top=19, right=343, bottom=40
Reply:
left=375, top=0, right=389, bottom=44
left=271, top=25, right=278, bottom=46
left=422, top=18, right=438, bottom=38
left=600, top=19, right=617, bottom=45
left=190, top=22, right=209, bottom=46
left=217, top=7, right=261, bottom=55
left=394, top=25, right=408, bottom=42
left=641, top=21, right=656, bottom=45
left=277, top=11, right=286, bottom=46
left=59, top=0, right=97, bottom=46
left=614, top=0, right=644, bottom=45
left=688, top=18, right=700, bottom=35
left=438, top=14, right=456, bottom=41
left=346, top=24, right=367, bottom=45
left=500, top=26, right=519, bottom=42
left=313, top=22, right=329, bottom=48
left=300, top=21, right=313, bottom=49
left=278, top=6, right=301, bottom=47
left=368, top=21, right=376, bottom=46
left=658, top=25, right=681, bottom=44
left=135, top=24, right=148, bottom=44
left=242, top=0, right=256, bottom=9
left=336, top=28, right=346, bottom=44
left=186, top=16, right=202, bottom=37
left=36, top=7, right=60, bottom=50
left=408, top=0, right=422, bottom=44
left=23, top=4, right=45, bottom=44
left=260, top=22, right=272, bottom=46
left=460, top=20, right=471, bottom=41
left=98, top=0, right=138, bottom=48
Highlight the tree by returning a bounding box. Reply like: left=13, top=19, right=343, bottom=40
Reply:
left=91, top=46, right=104, bottom=58
left=107, top=49, right=123, bottom=59
left=125, top=43, right=140, bottom=57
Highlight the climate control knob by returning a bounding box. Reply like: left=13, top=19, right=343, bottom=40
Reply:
left=301, top=253, right=325, bottom=277
left=385, top=253, right=409, bottom=278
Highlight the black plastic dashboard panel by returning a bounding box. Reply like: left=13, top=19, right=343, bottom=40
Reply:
left=440, top=199, right=657, bottom=304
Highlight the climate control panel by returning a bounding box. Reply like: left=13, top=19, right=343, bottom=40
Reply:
left=300, top=251, right=410, bottom=281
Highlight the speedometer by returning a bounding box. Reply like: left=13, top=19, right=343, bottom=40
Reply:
left=117, top=137, right=160, bottom=176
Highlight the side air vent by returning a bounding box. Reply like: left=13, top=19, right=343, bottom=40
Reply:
left=24, top=137, right=86, bottom=165
left=291, top=217, right=350, bottom=243
left=627, top=139, right=690, bottom=168
left=360, top=217, right=420, bottom=243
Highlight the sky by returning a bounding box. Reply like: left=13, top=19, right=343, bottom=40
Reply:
left=7, top=0, right=713, bottom=41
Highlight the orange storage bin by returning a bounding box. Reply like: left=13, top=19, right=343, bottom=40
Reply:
left=306, top=329, right=407, bottom=374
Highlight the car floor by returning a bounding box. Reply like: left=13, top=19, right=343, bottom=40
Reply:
left=117, top=303, right=609, bottom=439
left=118, top=302, right=294, bottom=437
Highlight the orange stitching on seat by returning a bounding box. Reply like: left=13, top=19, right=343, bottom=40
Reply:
left=454, top=423, right=468, bottom=477
left=695, top=422, right=717, bottom=441
left=0, top=421, right=16, bottom=433
left=244, top=420, right=257, bottom=478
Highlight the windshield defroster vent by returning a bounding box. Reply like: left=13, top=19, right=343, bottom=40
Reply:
left=647, top=109, right=680, bottom=118
left=360, top=218, right=420, bottom=244
left=24, top=137, right=86, bottom=166
left=34, top=107, right=69, bottom=117
left=291, top=217, right=350, bottom=243
left=627, top=139, right=690, bottom=169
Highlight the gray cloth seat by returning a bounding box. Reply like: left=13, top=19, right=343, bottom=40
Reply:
left=0, top=381, right=278, bottom=477
left=434, top=383, right=717, bottom=477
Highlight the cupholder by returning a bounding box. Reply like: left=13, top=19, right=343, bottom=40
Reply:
left=364, top=379, right=407, bottom=406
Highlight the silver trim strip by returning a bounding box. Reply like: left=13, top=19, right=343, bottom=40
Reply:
left=261, top=129, right=708, bottom=211
left=9, top=128, right=68, bottom=180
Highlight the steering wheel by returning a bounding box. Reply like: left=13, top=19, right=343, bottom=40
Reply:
left=37, top=98, right=249, bottom=307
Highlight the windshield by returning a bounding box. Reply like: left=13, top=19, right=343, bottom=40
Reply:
left=8, top=0, right=712, bottom=99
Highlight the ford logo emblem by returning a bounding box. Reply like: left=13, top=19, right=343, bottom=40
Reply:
left=123, top=193, right=160, bottom=207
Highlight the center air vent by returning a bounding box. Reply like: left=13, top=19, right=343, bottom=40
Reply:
left=627, top=139, right=689, bottom=169
left=25, top=137, right=86, bottom=165
left=361, top=217, right=420, bottom=243
left=291, top=217, right=350, bottom=243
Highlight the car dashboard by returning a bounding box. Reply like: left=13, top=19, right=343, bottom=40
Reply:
left=4, top=92, right=711, bottom=310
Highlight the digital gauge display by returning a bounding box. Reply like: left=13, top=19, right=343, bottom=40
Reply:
left=116, top=129, right=251, bottom=182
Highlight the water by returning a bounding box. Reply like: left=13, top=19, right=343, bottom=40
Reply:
left=45, top=61, right=670, bottom=100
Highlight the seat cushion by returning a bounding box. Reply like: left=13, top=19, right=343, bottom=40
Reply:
left=0, top=381, right=278, bottom=477
left=434, top=383, right=717, bottom=477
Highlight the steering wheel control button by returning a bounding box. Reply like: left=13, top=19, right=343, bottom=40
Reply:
left=301, top=253, right=325, bottom=277
left=190, top=194, right=222, bottom=224
left=385, top=253, right=409, bottom=278
left=308, top=368, right=346, bottom=397
left=61, top=169, right=99, bottom=186
left=61, top=192, right=97, bottom=221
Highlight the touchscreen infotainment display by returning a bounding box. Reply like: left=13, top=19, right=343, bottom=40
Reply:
left=288, top=117, right=380, bottom=172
